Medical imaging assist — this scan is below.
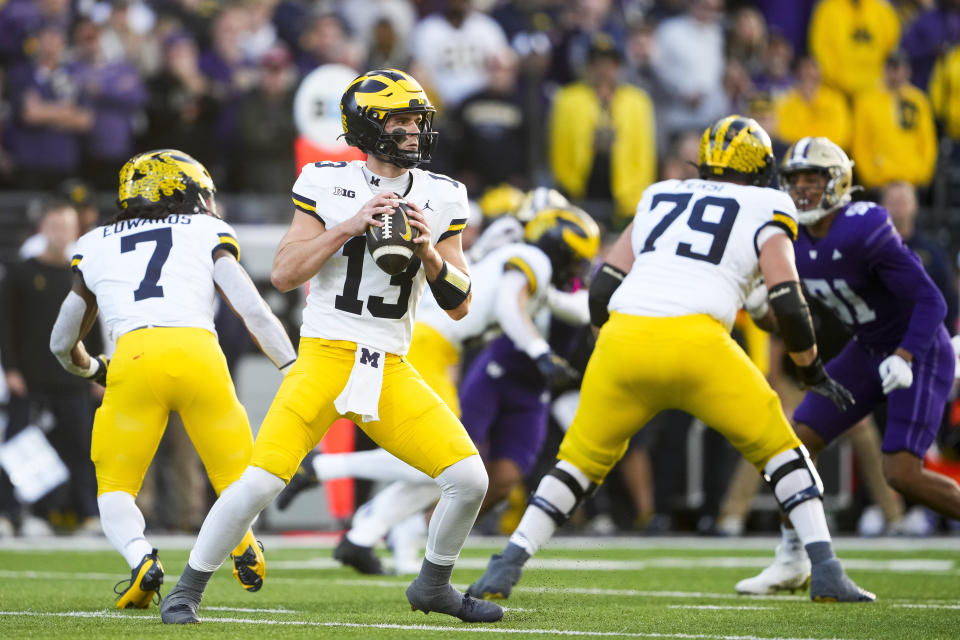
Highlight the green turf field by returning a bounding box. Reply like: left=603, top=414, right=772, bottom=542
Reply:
left=1, top=535, right=958, bottom=639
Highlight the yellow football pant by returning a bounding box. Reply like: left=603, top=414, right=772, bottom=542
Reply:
left=406, top=322, right=462, bottom=416
left=92, top=327, right=252, bottom=496
left=251, top=338, right=478, bottom=482
left=561, top=313, right=801, bottom=484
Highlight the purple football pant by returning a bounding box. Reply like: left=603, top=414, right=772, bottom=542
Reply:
left=458, top=352, right=550, bottom=474
left=793, top=328, right=954, bottom=457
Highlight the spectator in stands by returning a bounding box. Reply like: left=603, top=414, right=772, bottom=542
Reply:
left=725, top=6, right=768, bottom=77
left=548, top=33, right=656, bottom=228
left=72, top=16, right=147, bottom=190
left=756, top=0, right=817, bottom=58
left=658, top=130, right=700, bottom=181
left=852, top=50, right=938, bottom=193
left=409, top=0, right=511, bottom=111
left=296, top=10, right=364, bottom=77
left=235, top=44, right=297, bottom=193
left=0, top=200, right=100, bottom=536
left=899, top=0, right=960, bottom=91
left=751, top=32, right=795, bottom=98
left=883, top=181, right=958, bottom=332
left=142, top=31, right=221, bottom=180
left=365, top=13, right=412, bottom=71
left=0, top=0, right=73, bottom=66
left=450, top=49, right=530, bottom=194
left=20, top=178, right=100, bottom=260
left=97, top=0, right=162, bottom=76
left=546, top=0, right=627, bottom=88
left=622, top=19, right=660, bottom=99
left=808, top=0, right=900, bottom=100
left=240, top=0, right=280, bottom=63
left=928, top=40, right=960, bottom=150
left=651, top=0, right=728, bottom=150
left=775, top=56, right=852, bottom=151
left=4, top=21, right=92, bottom=190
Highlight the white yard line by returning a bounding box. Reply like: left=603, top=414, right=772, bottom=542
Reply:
left=0, top=610, right=849, bottom=640
left=2, top=534, right=958, bottom=552
left=669, top=605, right=773, bottom=610
left=269, top=556, right=955, bottom=573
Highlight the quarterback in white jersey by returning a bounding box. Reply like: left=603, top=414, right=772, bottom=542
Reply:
left=270, top=206, right=599, bottom=576
left=48, top=149, right=297, bottom=609
left=470, top=115, right=874, bottom=604
left=292, top=159, right=469, bottom=355
left=162, top=69, right=504, bottom=625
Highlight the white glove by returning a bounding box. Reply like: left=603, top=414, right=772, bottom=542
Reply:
left=951, top=335, right=960, bottom=381
left=744, top=279, right=769, bottom=321
left=878, top=354, right=913, bottom=394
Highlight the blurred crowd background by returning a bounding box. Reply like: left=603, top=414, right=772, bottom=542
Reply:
left=2, top=0, right=960, bottom=541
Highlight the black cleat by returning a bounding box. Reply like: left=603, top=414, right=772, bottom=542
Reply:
left=232, top=538, right=265, bottom=592
left=810, top=559, right=876, bottom=603
left=275, top=450, right=321, bottom=511
left=114, top=548, right=163, bottom=609
left=160, top=582, right=201, bottom=624
left=466, top=543, right=529, bottom=600
left=333, top=536, right=385, bottom=575
left=406, top=579, right=503, bottom=622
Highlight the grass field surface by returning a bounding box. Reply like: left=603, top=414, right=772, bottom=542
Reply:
left=1, top=534, right=958, bottom=639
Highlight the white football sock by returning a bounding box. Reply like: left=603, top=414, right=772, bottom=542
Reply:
left=424, top=455, right=487, bottom=565
left=313, top=449, right=431, bottom=483
left=786, top=499, right=831, bottom=545
left=98, top=491, right=153, bottom=568
left=508, top=460, right=592, bottom=556
left=346, top=480, right=439, bottom=547
left=188, top=466, right=285, bottom=572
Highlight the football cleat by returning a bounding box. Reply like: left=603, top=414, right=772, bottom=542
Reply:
left=160, top=582, right=201, bottom=624
left=810, top=559, right=876, bottom=603
left=333, top=536, right=385, bottom=575
left=735, top=544, right=811, bottom=595
left=406, top=579, right=503, bottom=622
left=466, top=543, right=529, bottom=600
left=275, top=450, right=320, bottom=511
left=231, top=530, right=265, bottom=592
left=115, top=548, right=164, bottom=609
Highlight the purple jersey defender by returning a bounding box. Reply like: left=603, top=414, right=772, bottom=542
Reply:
left=792, top=201, right=954, bottom=457
left=458, top=335, right=552, bottom=474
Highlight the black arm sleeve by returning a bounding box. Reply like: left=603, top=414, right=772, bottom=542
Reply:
left=588, top=263, right=627, bottom=327
left=768, top=280, right=817, bottom=353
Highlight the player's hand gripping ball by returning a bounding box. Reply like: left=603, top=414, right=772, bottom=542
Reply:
left=366, top=196, right=420, bottom=275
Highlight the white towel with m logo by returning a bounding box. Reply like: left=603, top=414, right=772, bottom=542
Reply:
left=334, top=344, right=385, bottom=423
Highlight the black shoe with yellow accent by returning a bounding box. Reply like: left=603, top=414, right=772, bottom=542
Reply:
left=115, top=548, right=163, bottom=609
left=275, top=450, right=320, bottom=511
left=231, top=530, right=265, bottom=592
left=333, top=536, right=385, bottom=575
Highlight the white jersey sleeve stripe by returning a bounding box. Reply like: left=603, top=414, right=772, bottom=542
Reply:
left=504, top=256, right=539, bottom=294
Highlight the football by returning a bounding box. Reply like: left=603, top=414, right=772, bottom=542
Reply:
left=366, top=197, right=419, bottom=275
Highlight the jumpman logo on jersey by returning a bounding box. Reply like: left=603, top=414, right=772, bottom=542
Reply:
left=370, top=176, right=380, bottom=187
left=422, top=200, right=433, bottom=211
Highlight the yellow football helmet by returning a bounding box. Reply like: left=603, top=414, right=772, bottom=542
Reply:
left=779, top=136, right=855, bottom=225
left=698, top=115, right=775, bottom=187
left=340, top=69, right=437, bottom=168
left=117, top=149, right=217, bottom=218
left=524, top=205, right=600, bottom=286
left=516, top=187, right=570, bottom=223
left=479, top=183, right=525, bottom=219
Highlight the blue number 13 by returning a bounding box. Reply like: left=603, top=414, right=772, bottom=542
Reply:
left=121, top=227, right=172, bottom=300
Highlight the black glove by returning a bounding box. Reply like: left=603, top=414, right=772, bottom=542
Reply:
left=796, top=357, right=854, bottom=411
left=535, top=351, right=580, bottom=391
left=88, top=354, right=109, bottom=386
